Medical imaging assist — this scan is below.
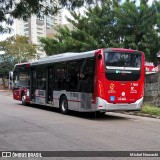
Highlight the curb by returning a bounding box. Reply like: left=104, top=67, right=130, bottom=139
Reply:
left=124, top=112, right=160, bottom=119
left=0, top=90, right=12, bottom=97
left=0, top=91, right=10, bottom=92
left=0, top=90, right=12, bottom=92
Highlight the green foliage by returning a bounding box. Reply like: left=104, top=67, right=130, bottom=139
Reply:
left=41, top=0, right=122, bottom=55
left=141, top=104, right=160, bottom=116
left=41, top=0, right=160, bottom=62
left=0, top=54, right=18, bottom=88
left=115, top=0, right=160, bottom=62
left=0, top=35, right=37, bottom=87
left=0, top=54, right=17, bottom=78
left=0, top=35, right=38, bottom=63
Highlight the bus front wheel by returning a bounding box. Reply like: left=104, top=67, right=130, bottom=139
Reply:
left=21, top=92, right=28, bottom=106
left=60, top=96, right=68, bottom=114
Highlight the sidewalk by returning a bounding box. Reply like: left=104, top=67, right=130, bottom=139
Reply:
left=0, top=89, right=12, bottom=96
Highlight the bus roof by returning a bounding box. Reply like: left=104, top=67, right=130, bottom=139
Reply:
left=15, top=62, right=30, bottom=66
left=31, top=50, right=96, bottom=66
left=15, top=48, right=141, bottom=67
left=14, top=62, right=30, bottom=70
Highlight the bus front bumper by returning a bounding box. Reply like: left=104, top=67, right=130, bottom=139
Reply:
left=96, top=97, right=143, bottom=112
left=13, top=90, right=21, bottom=101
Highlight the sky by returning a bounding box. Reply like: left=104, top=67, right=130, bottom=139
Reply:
left=0, top=0, right=154, bottom=42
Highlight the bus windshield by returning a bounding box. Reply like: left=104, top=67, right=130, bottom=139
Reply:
left=105, top=52, right=141, bottom=68
left=13, top=66, right=30, bottom=88
left=105, top=51, right=142, bottom=81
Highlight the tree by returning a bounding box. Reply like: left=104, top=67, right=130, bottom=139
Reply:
left=0, top=54, right=18, bottom=88
left=0, top=0, right=100, bottom=33
left=0, top=35, right=38, bottom=63
left=41, top=0, right=121, bottom=55
left=115, top=0, right=160, bottom=62
left=41, top=0, right=160, bottom=62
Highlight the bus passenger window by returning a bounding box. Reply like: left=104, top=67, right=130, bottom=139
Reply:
left=67, top=61, right=80, bottom=91
left=36, top=67, right=46, bottom=90
left=54, top=63, right=68, bottom=90
left=78, top=58, right=95, bottom=93
left=78, top=74, right=88, bottom=92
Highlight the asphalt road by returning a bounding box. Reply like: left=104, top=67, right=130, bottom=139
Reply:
left=0, top=94, right=160, bottom=160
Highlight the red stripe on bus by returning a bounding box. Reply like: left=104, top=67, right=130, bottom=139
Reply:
left=53, top=98, right=81, bottom=103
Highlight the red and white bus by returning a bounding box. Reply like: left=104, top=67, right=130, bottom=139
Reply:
left=13, top=48, right=145, bottom=114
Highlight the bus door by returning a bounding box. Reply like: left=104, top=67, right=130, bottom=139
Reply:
left=47, top=67, right=54, bottom=104
left=30, top=67, right=37, bottom=102
left=78, top=58, right=95, bottom=111
left=31, top=66, right=46, bottom=105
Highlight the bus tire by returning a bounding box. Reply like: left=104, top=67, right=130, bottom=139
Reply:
left=21, top=92, right=28, bottom=106
left=59, top=96, right=68, bottom=114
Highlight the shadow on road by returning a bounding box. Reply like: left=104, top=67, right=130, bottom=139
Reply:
left=69, top=111, right=129, bottom=121
left=18, top=103, right=129, bottom=121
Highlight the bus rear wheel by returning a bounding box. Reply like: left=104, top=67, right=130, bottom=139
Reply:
left=21, top=92, right=28, bottom=106
left=60, top=96, right=68, bottom=114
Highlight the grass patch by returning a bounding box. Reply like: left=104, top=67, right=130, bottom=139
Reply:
left=141, top=104, right=160, bottom=116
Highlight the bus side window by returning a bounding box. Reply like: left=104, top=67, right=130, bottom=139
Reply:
left=78, top=58, right=95, bottom=93
left=36, top=66, right=46, bottom=90
left=54, top=63, right=68, bottom=90
left=54, top=67, right=61, bottom=90
left=67, top=60, right=80, bottom=91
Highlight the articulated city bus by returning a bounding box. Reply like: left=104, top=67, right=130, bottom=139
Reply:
left=13, top=48, right=145, bottom=114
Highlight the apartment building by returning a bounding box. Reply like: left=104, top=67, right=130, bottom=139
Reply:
left=14, top=0, right=63, bottom=58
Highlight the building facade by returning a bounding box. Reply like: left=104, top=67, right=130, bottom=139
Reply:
left=14, top=0, right=63, bottom=58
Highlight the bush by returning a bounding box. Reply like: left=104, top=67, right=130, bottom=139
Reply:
left=141, top=104, right=160, bottom=116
